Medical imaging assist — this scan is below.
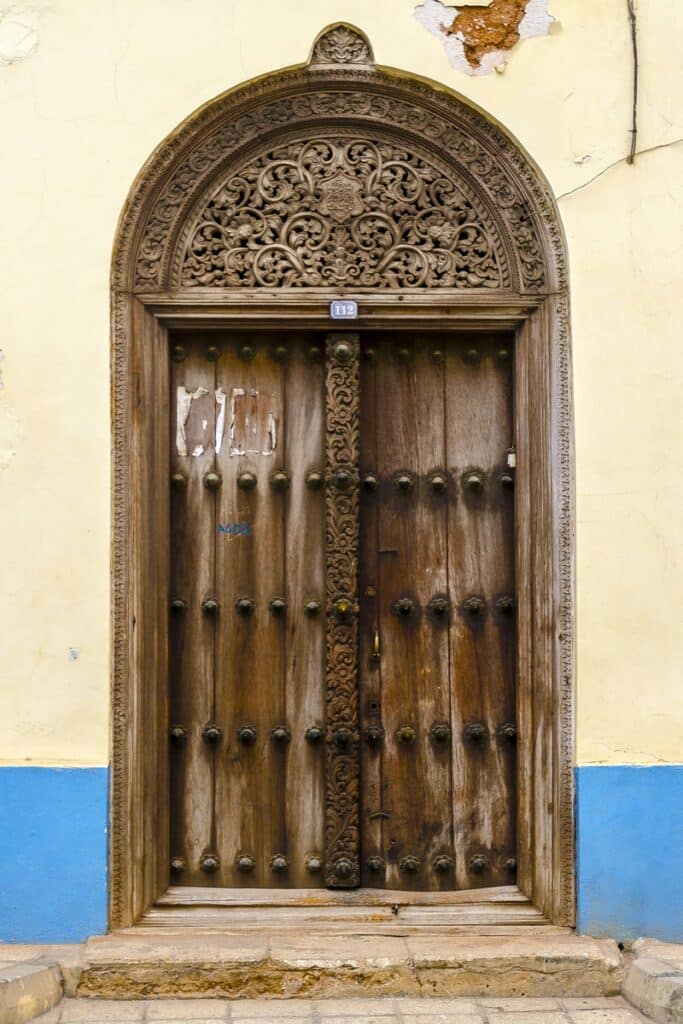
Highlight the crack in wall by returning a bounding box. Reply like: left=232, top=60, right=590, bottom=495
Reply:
left=414, top=0, right=554, bottom=76
left=556, top=137, right=683, bottom=202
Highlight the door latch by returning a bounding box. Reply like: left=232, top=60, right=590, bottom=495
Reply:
left=371, top=630, right=380, bottom=662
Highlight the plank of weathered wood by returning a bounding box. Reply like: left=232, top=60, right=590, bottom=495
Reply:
left=445, top=333, right=516, bottom=891
left=169, top=336, right=216, bottom=885
left=214, top=340, right=286, bottom=886
left=150, top=314, right=170, bottom=905
left=157, top=882, right=527, bottom=906
left=283, top=339, right=326, bottom=887
left=372, top=336, right=452, bottom=891
left=167, top=339, right=216, bottom=884
left=358, top=338, right=384, bottom=885
left=514, top=316, right=534, bottom=903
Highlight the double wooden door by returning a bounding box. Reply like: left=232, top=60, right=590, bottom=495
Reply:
left=168, top=331, right=516, bottom=893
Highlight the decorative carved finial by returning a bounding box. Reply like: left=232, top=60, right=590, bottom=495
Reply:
left=309, top=23, right=374, bottom=66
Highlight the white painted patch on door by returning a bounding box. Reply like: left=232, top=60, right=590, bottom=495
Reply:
left=229, top=387, right=278, bottom=457
left=215, top=386, right=227, bottom=455
left=175, top=385, right=210, bottom=457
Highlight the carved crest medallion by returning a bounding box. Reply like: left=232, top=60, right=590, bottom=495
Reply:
left=318, top=171, right=364, bottom=223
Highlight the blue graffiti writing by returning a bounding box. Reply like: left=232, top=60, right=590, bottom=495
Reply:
left=217, top=522, right=251, bottom=537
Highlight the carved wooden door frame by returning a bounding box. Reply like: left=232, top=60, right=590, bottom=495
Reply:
left=110, top=24, right=575, bottom=929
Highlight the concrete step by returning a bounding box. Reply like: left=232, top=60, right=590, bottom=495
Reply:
left=623, top=939, right=683, bottom=1023
left=75, top=931, right=624, bottom=1000
left=0, top=960, right=62, bottom=1024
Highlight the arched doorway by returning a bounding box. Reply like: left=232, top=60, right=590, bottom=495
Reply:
left=110, top=24, right=574, bottom=929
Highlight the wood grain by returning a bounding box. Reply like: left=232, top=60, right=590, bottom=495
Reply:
left=358, top=341, right=384, bottom=883
left=214, top=340, right=285, bottom=886
left=445, top=333, right=516, bottom=891
left=283, top=340, right=325, bottom=887
left=366, top=335, right=452, bottom=891
left=169, top=338, right=216, bottom=884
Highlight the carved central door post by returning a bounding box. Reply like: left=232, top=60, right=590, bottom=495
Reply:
left=324, top=333, right=361, bottom=887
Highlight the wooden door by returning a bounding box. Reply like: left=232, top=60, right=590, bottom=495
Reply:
left=358, top=333, right=517, bottom=892
left=167, top=330, right=515, bottom=892
left=169, top=333, right=326, bottom=888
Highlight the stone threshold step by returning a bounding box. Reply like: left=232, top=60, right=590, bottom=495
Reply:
left=74, top=932, right=624, bottom=1000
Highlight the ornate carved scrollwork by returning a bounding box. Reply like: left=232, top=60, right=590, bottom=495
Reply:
left=180, top=138, right=505, bottom=290
left=118, top=22, right=555, bottom=294
left=324, top=332, right=360, bottom=888
left=309, top=23, right=374, bottom=65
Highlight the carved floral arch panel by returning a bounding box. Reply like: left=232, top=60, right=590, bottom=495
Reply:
left=114, top=24, right=566, bottom=296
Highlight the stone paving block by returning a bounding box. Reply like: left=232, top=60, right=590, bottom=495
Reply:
left=633, top=942, right=683, bottom=970
left=83, top=934, right=268, bottom=966
left=32, top=1012, right=61, bottom=1023
left=486, top=1013, right=568, bottom=1024
left=565, top=1011, right=643, bottom=1024
left=316, top=1017, right=396, bottom=1024
left=408, top=1014, right=483, bottom=1024
left=270, top=935, right=411, bottom=969
left=228, top=999, right=315, bottom=1017
left=622, top=957, right=683, bottom=1024
left=559, top=1001, right=629, bottom=1011
left=397, top=999, right=482, bottom=1014
left=60, top=998, right=145, bottom=1021
left=0, top=946, right=53, bottom=965
left=314, top=997, right=398, bottom=1014
left=479, top=999, right=561, bottom=1010
left=233, top=1018, right=311, bottom=1024
left=145, top=998, right=232, bottom=1019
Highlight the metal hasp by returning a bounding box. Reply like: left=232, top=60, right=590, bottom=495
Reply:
left=324, top=332, right=361, bottom=888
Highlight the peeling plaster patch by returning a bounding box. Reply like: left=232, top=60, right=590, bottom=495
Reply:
left=414, top=0, right=553, bottom=76
left=0, top=5, right=40, bottom=66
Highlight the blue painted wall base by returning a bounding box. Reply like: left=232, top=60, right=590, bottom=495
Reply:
left=0, top=767, right=108, bottom=943
left=1, top=764, right=682, bottom=942
left=577, top=765, right=683, bottom=942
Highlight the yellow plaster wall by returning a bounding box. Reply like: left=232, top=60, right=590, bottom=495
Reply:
left=0, top=0, right=681, bottom=767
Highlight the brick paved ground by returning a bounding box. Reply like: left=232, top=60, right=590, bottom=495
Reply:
left=35, top=995, right=647, bottom=1024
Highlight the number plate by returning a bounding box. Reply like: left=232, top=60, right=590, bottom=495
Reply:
left=329, top=299, right=358, bottom=320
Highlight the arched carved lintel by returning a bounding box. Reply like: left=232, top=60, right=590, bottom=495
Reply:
left=112, top=24, right=566, bottom=297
